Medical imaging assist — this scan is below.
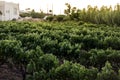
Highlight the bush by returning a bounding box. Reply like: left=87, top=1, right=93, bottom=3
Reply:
left=46, top=16, right=54, bottom=21
left=96, top=61, right=119, bottom=80
left=31, top=12, right=45, bottom=18
left=52, top=61, right=98, bottom=80
left=26, top=54, right=59, bottom=80
left=20, top=13, right=31, bottom=17
left=0, top=40, right=22, bottom=59
left=37, top=54, right=59, bottom=72
left=78, top=21, right=85, bottom=25
left=55, top=15, right=65, bottom=22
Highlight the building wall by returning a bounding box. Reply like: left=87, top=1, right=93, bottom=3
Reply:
left=0, top=1, right=19, bottom=21
left=0, top=1, right=5, bottom=21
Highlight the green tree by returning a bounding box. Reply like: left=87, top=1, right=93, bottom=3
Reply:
left=64, top=3, right=80, bottom=20
left=64, top=3, right=71, bottom=16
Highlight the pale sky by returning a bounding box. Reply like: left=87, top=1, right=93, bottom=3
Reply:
left=1, top=0, right=120, bottom=14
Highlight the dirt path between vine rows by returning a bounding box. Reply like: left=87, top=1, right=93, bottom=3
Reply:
left=0, top=64, right=22, bottom=80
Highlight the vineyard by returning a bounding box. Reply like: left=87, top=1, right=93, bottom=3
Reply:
left=0, top=21, right=120, bottom=80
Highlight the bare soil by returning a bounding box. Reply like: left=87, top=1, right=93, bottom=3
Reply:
left=0, top=64, right=22, bottom=80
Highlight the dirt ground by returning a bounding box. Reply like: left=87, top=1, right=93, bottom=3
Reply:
left=0, top=64, right=22, bottom=80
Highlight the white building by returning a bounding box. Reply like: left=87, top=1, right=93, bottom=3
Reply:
left=0, top=1, right=19, bottom=21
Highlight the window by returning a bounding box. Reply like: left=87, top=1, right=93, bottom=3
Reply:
left=14, top=8, right=17, bottom=15
left=0, top=10, right=2, bottom=15
left=0, top=6, right=3, bottom=15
